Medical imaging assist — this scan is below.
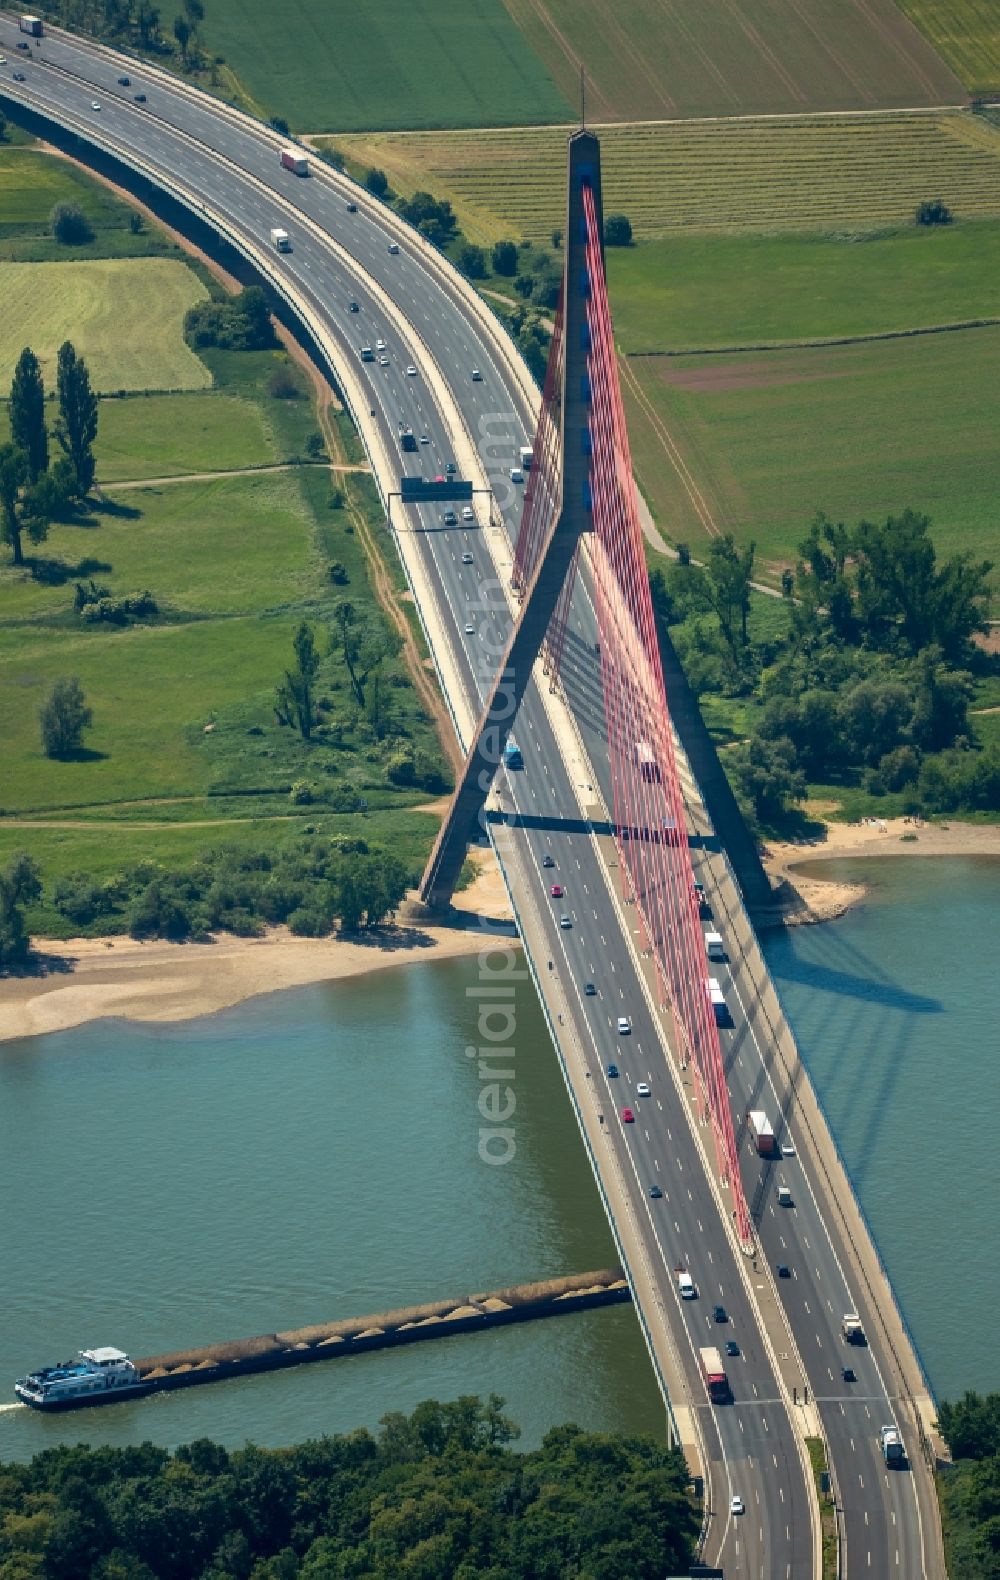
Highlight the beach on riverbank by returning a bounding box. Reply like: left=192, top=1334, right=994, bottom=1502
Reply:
left=0, top=853, right=516, bottom=1045
left=764, top=814, right=1000, bottom=923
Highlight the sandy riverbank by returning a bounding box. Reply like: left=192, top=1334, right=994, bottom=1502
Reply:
left=763, top=814, right=1000, bottom=923
left=0, top=853, right=516, bottom=1045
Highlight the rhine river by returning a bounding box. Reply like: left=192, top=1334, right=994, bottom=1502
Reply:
left=0, top=854, right=996, bottom=1460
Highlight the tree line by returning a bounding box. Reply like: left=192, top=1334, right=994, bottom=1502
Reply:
left=0, top=1397, right=698, bottom=1579
left=1, top=343, right=99, bottom=567
left=936, top=1391, right=1000, bottom=1577
left=649, top=509, right=997, bottom=827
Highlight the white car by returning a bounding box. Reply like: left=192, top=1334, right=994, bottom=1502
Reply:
left=464, top=622, right=475, bottom=635
left=462, top=551, right=473, bottom=564
left=617, top=1016, right=632, bottom=1035
left=420, top=433, right=430, bottom=444
left=461, top=505, right=474, bottom=522
left=636, top=1081, right=650, bottom=1098
left=560, top=916, right=572, bottom=929
left=378, top=354, right=389, bottom=366
left=91, top=100, right=101, bottom=110
left=405, top=365, right=417, bottom=377
left=387, top=242, right=399, bottom=254
left=731, top=1495, right=745, bottom=1516
left=782, top=1143, right=796, bottom=1157
left=510, top=467, right=524, bottom=483
left=375, top=338, right=386, bottom=351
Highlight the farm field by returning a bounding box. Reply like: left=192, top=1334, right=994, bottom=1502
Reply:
left=332, top=110, right=1000, bottom=245
left=621, top=326, right=1000, bottom=573
left=0, top=146, right=141, bottom=235
left=0, top=259, right=211, bottom=392
left=500, top=0, right=963, bottom=120
left=894, top=0, right=1000, bottom=96
left=199, top=0, right=570, bottom=131
left=607, top=222, right=1000, bottom=352
left=91, top=393, right=276, bottom=482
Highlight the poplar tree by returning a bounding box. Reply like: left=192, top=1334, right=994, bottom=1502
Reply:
left=55, top=341, right=99, bottom=498
left=9, top=347, right=48, bottom=482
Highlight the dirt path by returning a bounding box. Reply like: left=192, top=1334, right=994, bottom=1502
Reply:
left=100, top=461, right=369, bottom=491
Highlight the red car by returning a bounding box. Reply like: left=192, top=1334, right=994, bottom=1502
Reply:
left=549, top=883, right=564, bottom=898
left=621, top=1107, right=635, bottom=1124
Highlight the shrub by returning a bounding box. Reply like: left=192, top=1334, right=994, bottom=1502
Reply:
left=50, top=203, right=94, bottom=245
left=39, top=677, right=92, bottom=759
left=492, top=239, right=518, bottom=276
left=604, top=213, right=633, bottom=246
left=328, top=561, right=349, bottom=585
left=365, top=167, right=389, bottom=197
left=459, top=243, right=487, bottom=279
left=266, top=367, right=303, bottom=400
left=916, top=199, right=952, bottom=226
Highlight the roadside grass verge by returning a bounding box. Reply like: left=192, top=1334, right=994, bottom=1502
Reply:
left=0, top=258, right=211, bottom=392
left=894, top=0, right=1000, bottom=96
left=805, top=1437, right=838, bottom=1580
left=93, top=393, right=275, bottom=481
left=331, top=112, right=1000, bottom=245
left=622, top=326, right=1000, bottom=574
left=198, top=0, right=570, bottom=131
left=501, top=0, right=961, bottom=121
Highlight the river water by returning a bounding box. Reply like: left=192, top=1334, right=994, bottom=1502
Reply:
left=1, top=855, right=995, bottom=1460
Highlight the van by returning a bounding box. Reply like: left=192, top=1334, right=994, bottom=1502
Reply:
left=777, top=1186, right=793, bottom=1207
left=705, top=930, right=725, bottom=961
left=678, top=1272, right=696, bottom=1299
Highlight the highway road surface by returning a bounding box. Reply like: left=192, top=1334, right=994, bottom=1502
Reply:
left=0, top=19, right=943, bottom=1575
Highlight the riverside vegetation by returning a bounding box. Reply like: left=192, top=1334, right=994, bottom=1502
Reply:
left=0, top=1398, right=699, bottom=1580
left=0, top=145, right=451, bottom=966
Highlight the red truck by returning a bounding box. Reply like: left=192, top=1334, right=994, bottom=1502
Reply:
left=748, top=1109, right=778, bottom=1158
left=279, top=148, right=309, bottom=176
left=699, top=1346, right=730, bottom=1403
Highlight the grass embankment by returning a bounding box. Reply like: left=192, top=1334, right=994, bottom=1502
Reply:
left=0, top=153, right=450, bottom=938
left=805, top=1438, right=838, bottom=1580
left=502, top=0, right=961, bottom=119
left=895, top=0, right=1000, bottom=96
left=196, top=0, right=570, bottom=131
left=332, top=111, right=1000, bottom=245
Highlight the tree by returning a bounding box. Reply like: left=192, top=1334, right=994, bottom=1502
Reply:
left=604, top=213, right=633, bottom=246
left=55, top=341, right=99, bottom=497
left=40, top=677, right=93, bottom=759
left=173, top=13, right=191, bottom=59
left=459, top=243, right=486, bottom=279
left=9, top=347, right=48, bottom=481
left=0, top=108, right=8, bottom=144
left=492, top=239, right=518, bottom=276
left=0, top=443, right=28, bottom=566
left=365, top=167, right=388, bottom=197
left=706, top=533, right=755, bottom=662
left=50, top=202, right=94, bottom=245
left=274, top=622, right=320, bottom=740
left=916, top=198, right=952, bottom=226
left=727, top=735, right=805, bottom=827
left=328, top=600, right=397, bottom=708
left=0, top=853, right=41, bottom=973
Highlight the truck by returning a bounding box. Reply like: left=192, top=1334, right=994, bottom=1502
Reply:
left=19, top=14, right=43, bottom=35
left=705, top=930, right=725, bottom=961
left=748, top=1109, right=778, bottom=1158
left=842, top=1313, right=867, bottom=1345
left=519, top=445, right=533, bottom=471
left=707, top=977, right=730, bottom=1027
left=880, top=1424, right=905, bottom=1466
left=503, top=738, right=523, bottom=770
left=360, top=344, right=374, bottom=362
left=269, top=227, right=291, bottom=253
left=698, top=1346, right=730, bottom=1403
left=400, top=428, right=417, bottom=452
left=635, top=739, right=661, bottom=783
left=279, top=148, right=309, bottom=176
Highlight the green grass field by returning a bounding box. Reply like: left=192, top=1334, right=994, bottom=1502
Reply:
left=623, top=326, right=1000, bottom=575
left=92, top=393, right=275, bottom=481
left=334, top=110, right=1000, bottom=245
left=0, top=147, right=137, bottom=234
left=198, top=0, right=570, bottom=131
left=0, top=259, right=211, bottom=393
left=502, top=0, right=962, bottom=119
left=608, top=223, right=1000, bottom=352
left=894, top=0, right=1000, bottom=95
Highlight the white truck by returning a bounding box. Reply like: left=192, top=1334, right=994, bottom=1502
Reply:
left=19, top=14, right=43, bottom=35
left=842, top=1313, right=866, bottom=1345
left=269, top=227, right=291, bottom=253
left=748, top=1108, right=778, bottom=1157
left=519, top=445, right=533, bottom=471
left=279, top=148, right=309, bottom=176
left=705, top=930, right=725, bottom=961
left=880, top=1424, right=904, bottom=1466
left=635, top=739, right=661, bottom=782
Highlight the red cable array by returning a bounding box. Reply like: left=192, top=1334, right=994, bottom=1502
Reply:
left=512, top=288, right=565, bottom=594
left=581, top=187, right=752, bottom=1248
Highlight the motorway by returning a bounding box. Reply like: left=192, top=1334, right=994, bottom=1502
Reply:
left=0, top=19, right=940, bottom=1576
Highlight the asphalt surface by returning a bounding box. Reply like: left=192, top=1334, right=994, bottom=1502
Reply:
left=0, top=21, right=935, bottom=1575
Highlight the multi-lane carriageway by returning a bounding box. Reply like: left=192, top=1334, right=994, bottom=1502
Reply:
left=0, top=17, right=944, bottom=1576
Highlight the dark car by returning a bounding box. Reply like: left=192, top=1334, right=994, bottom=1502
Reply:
left=348, top=300, right=359, bottom=313
left=777, top=1264, right=791, bottom=1279
left=584, top=982, right=596, bottom=996
left=13, top=69, right=26, bottom=80
left=725, top=1340, right=740, bottom=1357
left=842, top=1366, right=856, bottom=1383
left=346, top=201, right=357, bottom=212
left=134, top=92, right=146, bottom=102
left=117, top=74, right=130, bottom=85
left=607, top=1063, right=619, bottom=1078
left=649, top=1184, right=663, bottom=1199
left=445, top=461, right=457, bottom=475
left=542, top=854, right=555, bottom=868
left=17, top=40, right=30, bottom=50
left=713, top=1304, right=727, bottom=1323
